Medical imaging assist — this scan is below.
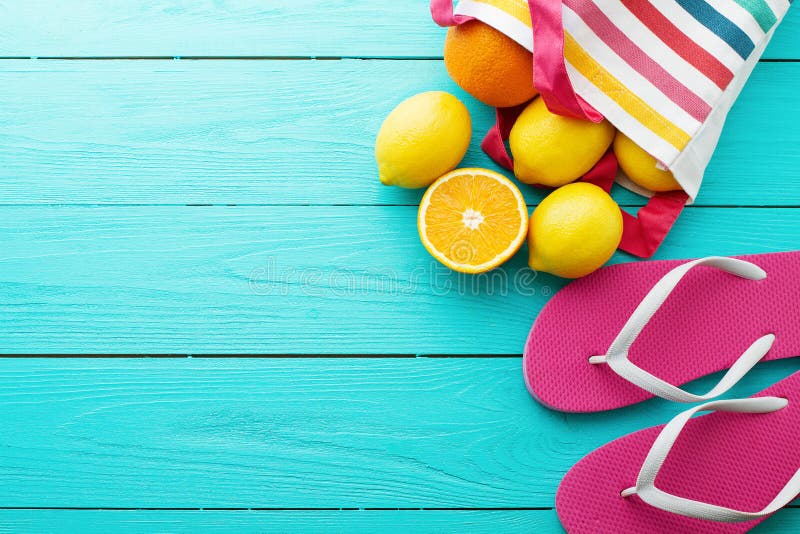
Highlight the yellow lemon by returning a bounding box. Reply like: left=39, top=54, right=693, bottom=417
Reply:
left=418, top=168, right=528, bottom=274
left=509, top=97, right=615, bottom=187
left=376, top=91, right=471, bottom=189
left=614, top=132, right=683, bottom=192
left=528, top=182, right=622, bottom=278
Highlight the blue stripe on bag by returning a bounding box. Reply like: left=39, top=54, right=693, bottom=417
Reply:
left=675, top=0, right=756, bottom=59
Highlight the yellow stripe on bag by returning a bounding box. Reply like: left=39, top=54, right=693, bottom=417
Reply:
left=468, top=0, right=690, bottom=150
left=475, top=0, right=532, bottom=27
left=563, top=33, right=691, bottom=150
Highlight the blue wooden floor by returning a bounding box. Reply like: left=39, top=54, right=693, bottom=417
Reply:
left=1, top=2, right=799, bottom=532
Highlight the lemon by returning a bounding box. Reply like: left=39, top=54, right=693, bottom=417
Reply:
left=614, top=132, right=683, bottom=192
left=528, top=182, right=622, bottom=278
left=509, top=97, right=615, bottom=187
left=376, top=91, right=471, bottom=189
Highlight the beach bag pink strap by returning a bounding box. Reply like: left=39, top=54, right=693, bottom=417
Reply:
left=480, top=106, right=687, bottom=258
left=527, top=0, right=602, bottom=122
left=431, top=0, right=791, bottom=258
left=481, top=105, right=615, bottom=191
left=430, top=0, right=473, bottom=25
left=432, top=0, right=689, bottom=258
left=432, top=0, right=599, bottom=121
left=527, top=0, right=688, bottom=258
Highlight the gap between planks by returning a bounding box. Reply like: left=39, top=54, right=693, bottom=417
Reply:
left=0, top=57, right=798, bottom=61
left=0, top=204, right=796, bottom=209
left=2, top=56, right=439, bottom=61
left=0, top=354, right=520, bottom=358
left=0, top=507, right=551, bottom=511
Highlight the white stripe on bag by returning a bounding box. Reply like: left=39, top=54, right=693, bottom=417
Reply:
left=453, top=0, right=533, bottom=51
left=564, top=6, right=703, bottom=135
left=649, top=0, right=745, bottom=72
left=564, top=62, right=683, bottom=168
left=596, top=0, right=723, bottom=105
left=704, top=0, right=769, bottom=44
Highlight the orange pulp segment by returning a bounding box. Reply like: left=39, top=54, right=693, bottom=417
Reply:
left=418, top=168, right=529, bottom=274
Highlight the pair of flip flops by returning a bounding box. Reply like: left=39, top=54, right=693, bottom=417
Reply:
left=523, top=252, right=800, bottom=533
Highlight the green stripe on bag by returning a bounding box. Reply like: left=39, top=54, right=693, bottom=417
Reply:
left=734, top=0, right=778, bottom=33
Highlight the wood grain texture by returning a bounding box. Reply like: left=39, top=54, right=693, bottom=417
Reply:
left=1, top=357, right=798, bottom=508
left=0, top=509, right=797, bottom=533
left=0, top=509, right=796, bottom=533
left=0, top=509, right=561, bottom=534
left=2, top=2, right=799, bottom=526
left=0, top=0, right=797, bottom=59
left=1, top=205, right=799, bottom=354
left=1, top=59, right=800, bottom=207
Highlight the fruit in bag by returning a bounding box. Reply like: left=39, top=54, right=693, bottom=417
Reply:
left=613, top=132, right=683, bottom=192
left=444, top=21, right=538, bottom=108
left=510, top=98, right=615, bottom=187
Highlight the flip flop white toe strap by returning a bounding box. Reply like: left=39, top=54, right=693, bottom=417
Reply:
left=621, top=397, right=800, bottom=522
left=589, top=256, right=775, bottom=403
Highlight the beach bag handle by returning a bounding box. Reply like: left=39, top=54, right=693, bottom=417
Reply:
left=431, top=0, right=690, bottom=258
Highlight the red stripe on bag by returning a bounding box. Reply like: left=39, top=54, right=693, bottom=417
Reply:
left=619, top=0, right=734, bottom=90
left=563, top=0, right=711, bottom=122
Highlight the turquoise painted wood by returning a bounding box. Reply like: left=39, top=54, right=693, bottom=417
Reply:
left=3, top=1, right=800, bottom=531
left=2, top=509, right=800, bottom=533
left=0, top=510, right=563, bottom=534
left=0, top=509, right=796, bottom=533
left=1, top=60, right=800, bottom=207
left=1, top=358, right=798, bottom=508
left=0, top=508, right=796, bottom=533
left=0, top=0, right=798, bottom=59
left=1, top=206, right=799, bottom=354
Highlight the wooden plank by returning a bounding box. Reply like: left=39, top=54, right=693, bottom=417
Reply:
left=1, top=60, right=799, bottom=207
left=0, top=509, right=795, bottom=533
left=0, top=1, right=797, bottom=59
left=0, top=509, right=558, bottom=533
left=1, top=357, right=797, bottom=508
left=0, top=205, right=798, bottom=355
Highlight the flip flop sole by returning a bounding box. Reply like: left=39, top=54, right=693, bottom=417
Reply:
left=555, top=370, right=800, bottom=533
left=524, top=251, right=800, bottom=412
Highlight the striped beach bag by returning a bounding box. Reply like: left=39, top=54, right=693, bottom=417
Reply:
left=431, top=0, right=792, bottom=257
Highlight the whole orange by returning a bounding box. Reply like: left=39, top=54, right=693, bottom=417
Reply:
left=444, top=20, right=537, bottom=108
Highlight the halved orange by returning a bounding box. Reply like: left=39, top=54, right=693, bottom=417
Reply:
left=418, top=168, right=529, bottom=274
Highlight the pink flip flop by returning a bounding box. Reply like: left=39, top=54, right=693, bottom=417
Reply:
left=556, top=371, right=800, bottom=533
left=524, top=252, right=800, bottom=412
